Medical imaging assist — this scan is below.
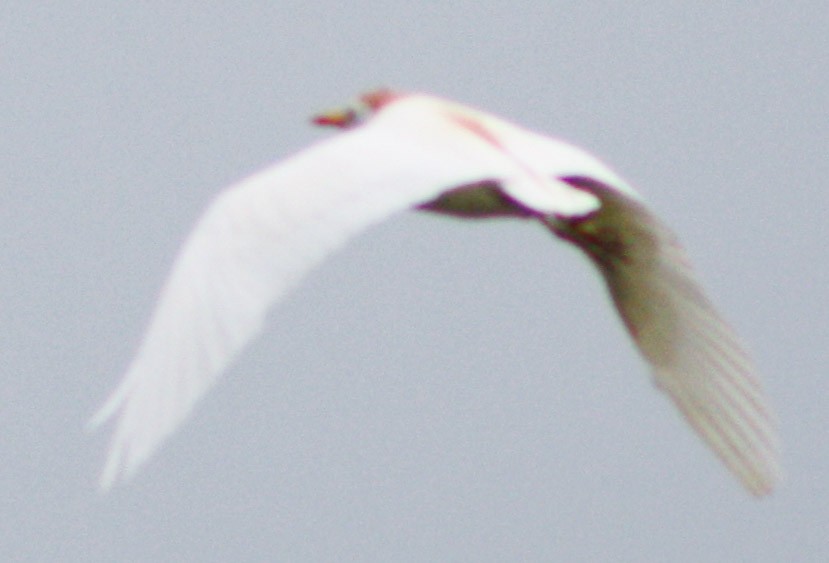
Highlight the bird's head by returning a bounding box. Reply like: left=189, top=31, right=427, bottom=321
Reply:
left=312, top=88, right=400, bottom=129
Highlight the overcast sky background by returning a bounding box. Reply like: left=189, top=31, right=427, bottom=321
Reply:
left=3, top=3, right=828, bottom=561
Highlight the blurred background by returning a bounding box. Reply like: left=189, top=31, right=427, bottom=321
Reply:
left=2, top=2, right=827, bottom=560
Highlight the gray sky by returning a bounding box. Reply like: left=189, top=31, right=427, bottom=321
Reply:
left=3, top=2, right=828, bottom=561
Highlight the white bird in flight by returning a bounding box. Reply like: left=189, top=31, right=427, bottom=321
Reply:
left=90, top=89, right=780, bottom=495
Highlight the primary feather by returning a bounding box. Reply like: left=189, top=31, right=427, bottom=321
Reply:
left=548, top=177, right=779, bottom=495
left=90, top=90, right=780, bottom=495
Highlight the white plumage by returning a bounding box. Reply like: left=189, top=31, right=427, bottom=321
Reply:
left=90, top=90, right=780, bottom=495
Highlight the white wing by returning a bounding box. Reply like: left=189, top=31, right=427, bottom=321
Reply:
left=548, top=178, right=781, bottom=495
left=89, top=101, right=598, bottom=489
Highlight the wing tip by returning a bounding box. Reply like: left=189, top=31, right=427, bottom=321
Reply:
left=737, top=434, right=784, bottom=498
left=95, top=424, right=148, bottom=492
left=742, top=461, right=783, bottom=497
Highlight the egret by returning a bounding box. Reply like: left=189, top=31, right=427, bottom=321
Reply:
left=90, top=89, right=780, bottom=495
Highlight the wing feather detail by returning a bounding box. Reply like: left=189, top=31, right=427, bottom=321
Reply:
left=88, top=107, right=558, bottom=489
left=547, top=177, right=781, bottom=495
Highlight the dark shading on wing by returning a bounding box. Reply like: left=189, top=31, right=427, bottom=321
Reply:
left=545, top=177, right=780, bottom=495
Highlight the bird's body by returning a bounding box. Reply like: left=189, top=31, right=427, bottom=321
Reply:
left=90, top=90, right=780, bottom=495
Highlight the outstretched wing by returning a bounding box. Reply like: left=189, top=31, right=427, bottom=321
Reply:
left=547, top=177, right=781, bottom=495
left=88, top=101, right=593, bottom=489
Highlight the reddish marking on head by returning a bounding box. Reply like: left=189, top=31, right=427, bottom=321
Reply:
left=360, top=88, right=401, bottom=110
left=311, top=89, right=402, bottom=129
